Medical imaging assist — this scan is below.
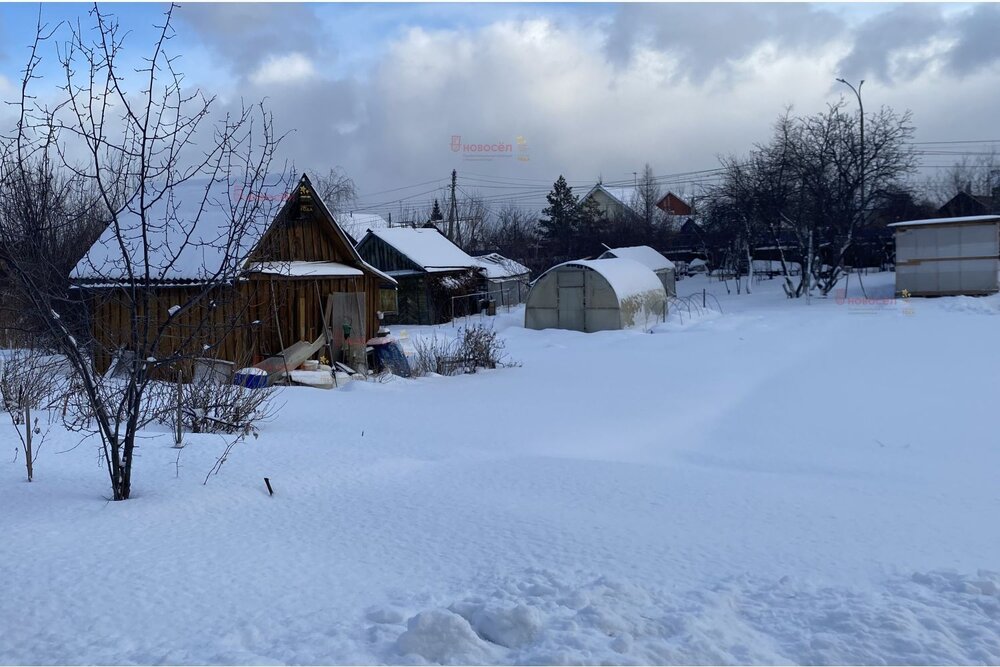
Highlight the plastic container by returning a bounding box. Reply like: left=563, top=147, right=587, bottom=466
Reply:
left=233, top=367, right=268, bottom=388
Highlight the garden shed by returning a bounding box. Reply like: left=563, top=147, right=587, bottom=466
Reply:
left=474, top=253, right=531, bottom=307
left=598, top=245, right=676, bottom=296
left=355, top=227, right=483, bottom=324
left=890, top=215, right=1000, bottom=296
left=71, top=173, right=395, bottom=374
left=524, top=258, right=666, bottom=333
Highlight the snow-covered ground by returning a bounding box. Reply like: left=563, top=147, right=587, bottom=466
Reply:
left=3, top=272, right=999, bottom=665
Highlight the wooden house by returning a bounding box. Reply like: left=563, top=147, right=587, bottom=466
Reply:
left=656, top=192, right=693, bottom=216
left=71, top=174, right=396, bottom=374
left=355, top=228, right=483, bottom=324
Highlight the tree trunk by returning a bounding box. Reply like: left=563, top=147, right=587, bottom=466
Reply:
left=24, top=405, right=33, bottom=483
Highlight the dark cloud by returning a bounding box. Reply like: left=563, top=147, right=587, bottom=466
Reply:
left=174, top=3, right=328, bottom=78
left=604, top=3, right=844, bottom=80
left=836, top=4, right=1000, bottom=84
left=206, top=72, right=365, bottom=180
left=946, top=4, right=1000, bottom=76
left=834, top=4, right=943, bottom=84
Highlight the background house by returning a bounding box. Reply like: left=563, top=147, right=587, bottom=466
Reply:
left=937, top=190, right=999, bottom=218
left=656, top=192, right=693, bottom=217
left=579, top=183, right=637, bottom=220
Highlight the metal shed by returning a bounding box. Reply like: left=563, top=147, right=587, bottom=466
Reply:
left=598, top=245, right=677, bottom=296
left=889, top=215, right=1000, bottom=296
left=524, top=258, right=667, bottom=333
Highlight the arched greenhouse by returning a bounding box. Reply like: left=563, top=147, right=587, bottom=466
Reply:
left=524, top=258, right=667, bottom=333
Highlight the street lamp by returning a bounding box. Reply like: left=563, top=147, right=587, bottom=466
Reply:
left=836, top=78, right=865, bottom=221
left=837, top=78, right=868, bottom=299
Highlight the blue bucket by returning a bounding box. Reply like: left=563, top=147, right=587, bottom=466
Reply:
left=234, top=368, right=269, bottom=388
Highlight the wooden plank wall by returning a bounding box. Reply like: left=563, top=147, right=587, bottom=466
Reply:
left=83, top=273, right=384, bottom=374
left=81, top=178, right=391, bottom=374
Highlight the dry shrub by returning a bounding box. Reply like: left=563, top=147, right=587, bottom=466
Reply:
left=410, top=334, right=460, bottom=377
left=155, top=375, right=277, bottom=436
left=0, top=349, right=68, bottom=481
left=410, top=324, right=514, bottom=377
left=0, top=349, right=65, bottom=418
left=459, top=324, right=509, bottom=372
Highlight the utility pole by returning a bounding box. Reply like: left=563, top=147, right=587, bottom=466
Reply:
left=447, top=169, right=458, bottom=241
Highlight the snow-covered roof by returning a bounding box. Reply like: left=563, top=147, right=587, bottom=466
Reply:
left=333, top=211, right=391, bottom=242
left=72, top=174, right=397, bottom=286
left=72, top=175, right=290, bottom=284
left=888, top=215, right=1000, bottom=228
left=245, top=261, right=363, bottom=277
left=474, top=253, right=530, bottom=280
left=545, top=258, right=665, bottom=301
left=598, top=245, right=675, bottom=272
left=367, top=228, right=479, bottom=273
left=581, top=183, right=637, bottom=213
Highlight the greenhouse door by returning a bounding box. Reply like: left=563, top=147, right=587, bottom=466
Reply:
left=557, top=269, right=585, bottom=331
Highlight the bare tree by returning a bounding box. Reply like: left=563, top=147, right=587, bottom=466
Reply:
left=481, top=202, right=540, bottom=262
left=705, top=102, right=916, bottom=298
left=456, top=191, right=490, bottom=252
left=928, top=150, right=1000, bottom=207
left=0, top=5, right=282, bottom=500
left=630, top=163, right=662, bottom=241
left=312, top=166, right=357, bottom=211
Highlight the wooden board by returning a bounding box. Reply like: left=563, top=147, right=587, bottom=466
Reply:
left=253, top=335, right=326, bottom=380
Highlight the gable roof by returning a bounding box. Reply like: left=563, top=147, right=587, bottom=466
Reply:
left=656, top=192, right=692, bottom=215
left=581, top=183, right=637, bottom=214
left=363, top=228, right=480, bottom=273
left=598, top=245, right=675, bottom=271
left=936, top=191, right=995, bottom=217
left=71, top=173, right=290, bottom=284
left=293, top=176, right=396, bottom=284
left=73, top=173, right=395, bottom=286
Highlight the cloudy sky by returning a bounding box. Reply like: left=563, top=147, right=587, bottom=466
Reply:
left=2, top=2, right=999, bottom=215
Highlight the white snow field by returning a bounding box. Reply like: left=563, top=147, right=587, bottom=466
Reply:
left=2, top=272, right=1000, bottom=665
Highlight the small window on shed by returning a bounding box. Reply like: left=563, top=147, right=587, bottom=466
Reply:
left=379, top=287, right=398, bottom=314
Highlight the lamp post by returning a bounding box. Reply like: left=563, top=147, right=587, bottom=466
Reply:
left=836, top=78, right=865, bottom=223
left=837, top=77, right=867, bottom=299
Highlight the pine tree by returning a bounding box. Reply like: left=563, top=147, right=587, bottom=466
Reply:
left=539, top=175, right=580, bottom=256
left=575, top=194, right=607, bottom=256
left=430, top=198, right=443, bottom=222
